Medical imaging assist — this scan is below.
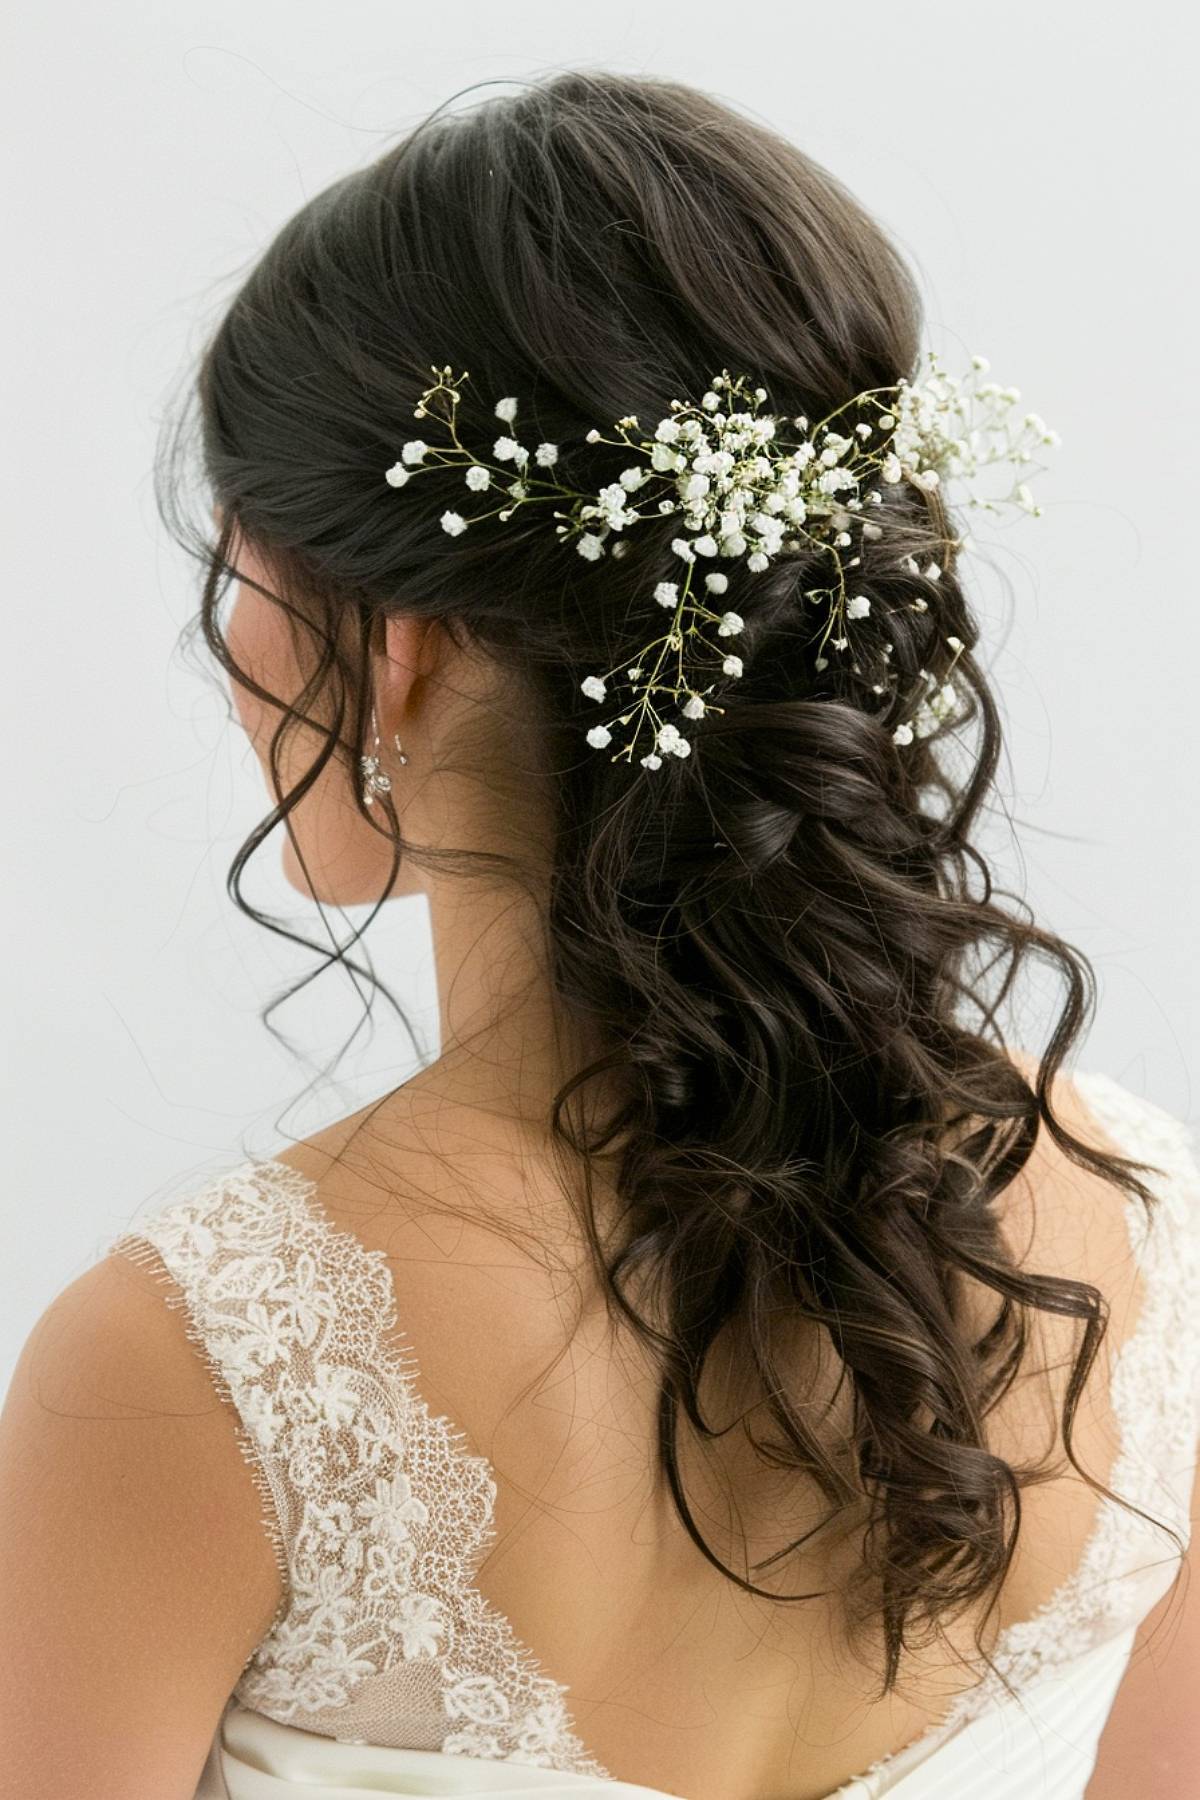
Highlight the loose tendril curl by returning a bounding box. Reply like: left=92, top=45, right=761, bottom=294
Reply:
left=385, top=353, right=1059, bottom=769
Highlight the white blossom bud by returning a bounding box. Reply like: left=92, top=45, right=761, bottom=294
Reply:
left=640, top=752, right=663, bottom=769
left=576, top=532, right=605, bottom=561
left=465, top=465, right=491, bottom=491
left=846, top=595, right=871, bottom=619
left=535, top=442, right=558, bottom=465
left=717, top=611, right=744, bottom=636
left=401, top=440, right=429, bottom=465
left=671, top=537, right=696, bottom=563
left=692, top=534, right=719, bottom=557
left=385, top=462, right=410, bottom=486
left=654, top=581, right=679, bottom=608
left=893, top=722, right=914, bottom=746
left=704, top=572, right=729, bottom=595
left=440, top=511, right=467, bottom=536
left=580, top=676, right=607, bottom=702
left=494, top=396, right=519, bottom=423
left=586, top=724, right=612, bottom=748
left=682, top=695, right=706, bottom=719
left=722, top=655, right=743, bottom=677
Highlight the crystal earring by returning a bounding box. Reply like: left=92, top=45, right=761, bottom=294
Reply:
left=360, top=703, right=406, bottom=806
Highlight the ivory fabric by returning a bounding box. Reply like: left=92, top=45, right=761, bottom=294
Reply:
left=107, top=1070, right=1200, bottom=1800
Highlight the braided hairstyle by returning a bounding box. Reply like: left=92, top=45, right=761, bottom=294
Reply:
left=159, top=68, right=1164, bottom=1690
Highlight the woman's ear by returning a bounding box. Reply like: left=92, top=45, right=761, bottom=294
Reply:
left=378, top=613, right=443, bottom=721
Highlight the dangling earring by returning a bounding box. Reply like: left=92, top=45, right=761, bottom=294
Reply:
left=360, top=703, right=403, bottom=806
left=392, top=732, right=409, bottom=765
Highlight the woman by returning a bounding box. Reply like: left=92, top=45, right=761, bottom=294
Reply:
left=1, top=67, right=1196, bottom=1800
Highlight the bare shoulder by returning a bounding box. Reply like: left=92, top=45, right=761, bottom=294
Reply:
left=989, top=1046, right=1150, bottom=1308
left=0, top=1246, right=283, bottom=1798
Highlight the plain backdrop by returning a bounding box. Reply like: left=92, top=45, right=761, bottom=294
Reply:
left=3, top=3, right=1197, bottom=1386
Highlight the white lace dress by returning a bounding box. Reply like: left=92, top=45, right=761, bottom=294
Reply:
left=104, top=1071, right=1200, bottom=1799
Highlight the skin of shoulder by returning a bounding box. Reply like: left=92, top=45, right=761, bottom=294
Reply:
left=0, top=1243, right=284, bottom=1800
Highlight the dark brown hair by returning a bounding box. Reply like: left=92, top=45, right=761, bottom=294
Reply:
left=156, top=68, right=1168, bottom=1690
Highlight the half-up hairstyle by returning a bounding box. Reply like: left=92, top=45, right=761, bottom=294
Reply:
left=156, top=67, right=1170, bottom=1692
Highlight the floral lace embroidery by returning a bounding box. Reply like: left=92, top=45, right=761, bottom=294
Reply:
left=109, top=1160, right=611, bottom=1777
left=109, top=1070, right=1200, bottom=1795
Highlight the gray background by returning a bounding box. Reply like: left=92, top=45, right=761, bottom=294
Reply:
left=3, top=3, right=1196, bottom=1386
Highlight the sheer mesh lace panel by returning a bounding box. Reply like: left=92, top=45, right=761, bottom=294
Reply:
left=108, top=1159, right=611, bottom=1776
left=106, top=1069, right=1200, bottom=1796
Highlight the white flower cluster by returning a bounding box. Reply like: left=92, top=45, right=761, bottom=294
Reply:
left=384, top=358, right=1057, bottom=769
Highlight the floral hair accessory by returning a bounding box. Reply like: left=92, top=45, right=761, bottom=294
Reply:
left=384, top=355, right=1059, bottom=768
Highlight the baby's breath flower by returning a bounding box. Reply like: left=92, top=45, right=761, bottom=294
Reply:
left=586, top=723, right=612, bottom=749
left=386, top=355, right=1055, bottom=770
left=656, top=722, right=692, bottom=757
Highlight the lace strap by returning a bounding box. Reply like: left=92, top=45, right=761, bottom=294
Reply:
left=105, top=1159, right=322, bottom=1650
left=107, top=1157, right=610, bottom=1776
